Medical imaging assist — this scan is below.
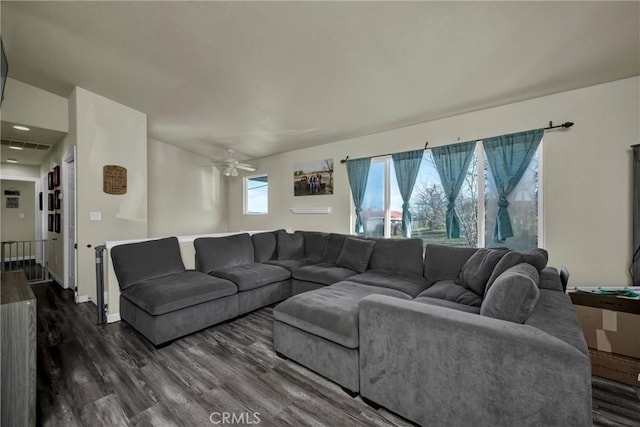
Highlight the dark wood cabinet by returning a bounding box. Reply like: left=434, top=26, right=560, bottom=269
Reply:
left=1, top=271, right=36, bottom=427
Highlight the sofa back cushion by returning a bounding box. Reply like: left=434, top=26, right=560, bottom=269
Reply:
left=336, top=237, right=376, bottom=273
left=485, top=251, right=526, bottom=294
left=423, top=244, right=478, bottom=286
left=322, top=233, right=348, bottom=264
left=111, top=236, right=185, bottom=290
left=302, top=231, right=329, bottom=261
left=455, top=248, right=509, bottom=296
left=480, top=263, right=540, bottom=323
left=251, top=230, right=279, bottom=263
left=194, top=233, right=254, bottom=273
left=276, top=230, right=304, bottom=260
left=522, top=248, right=549, bottom=272
left=367, top=238, right=424, bottom=275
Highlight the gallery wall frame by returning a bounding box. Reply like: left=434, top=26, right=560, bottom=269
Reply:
left=53, top=165, right=60, bottom=187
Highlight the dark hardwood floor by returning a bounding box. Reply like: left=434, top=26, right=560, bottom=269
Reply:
left=33, top=282, right=639, bottom=427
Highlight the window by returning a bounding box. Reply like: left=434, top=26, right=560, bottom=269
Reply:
left=244, top=174, right=268, bottom=215
left=356, top=141, right=542, bottom=250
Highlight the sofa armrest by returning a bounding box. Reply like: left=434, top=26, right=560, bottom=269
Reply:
left=358, top=295, right=592, bottom=426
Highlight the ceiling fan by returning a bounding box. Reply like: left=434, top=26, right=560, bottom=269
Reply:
left=215, top=149, right=256, bottom=177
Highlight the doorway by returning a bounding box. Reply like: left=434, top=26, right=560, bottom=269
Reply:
left=0, top=177, right=42, bottom=280
left=63, top=147, right=77, bottom=295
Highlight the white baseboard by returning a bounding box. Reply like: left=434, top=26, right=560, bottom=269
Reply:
left=49, top=271, right=64, bottom=287
left=107, top=313, right=121, bottom=323
left=76, top=294, right=90, bottom=303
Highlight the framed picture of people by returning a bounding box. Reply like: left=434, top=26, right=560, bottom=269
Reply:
left=293, top=159, right=334, bottom=196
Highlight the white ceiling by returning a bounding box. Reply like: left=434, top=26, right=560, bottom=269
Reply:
left=0, top=121, right=66, bottom=166
left=1, top=1, right=638, bottom=161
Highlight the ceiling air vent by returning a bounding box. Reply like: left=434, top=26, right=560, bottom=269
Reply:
left=1, top=138, right=52, bottom=151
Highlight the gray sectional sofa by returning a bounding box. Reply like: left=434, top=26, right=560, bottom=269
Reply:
left=110, top=229, right=592, bottom=426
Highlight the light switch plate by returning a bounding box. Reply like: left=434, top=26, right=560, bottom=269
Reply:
left=90, top=212, right=102, bottom=221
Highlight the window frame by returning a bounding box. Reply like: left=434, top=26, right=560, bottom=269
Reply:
left=351, top=141, right=544, bottom=249
left=243, top=173, right=269, bottom=215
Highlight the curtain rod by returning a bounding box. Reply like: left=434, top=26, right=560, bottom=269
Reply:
left=339, top=120, right=574, bottom=164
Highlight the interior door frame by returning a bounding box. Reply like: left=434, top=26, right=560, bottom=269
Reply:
left=62, top=146, right=77, bottom=292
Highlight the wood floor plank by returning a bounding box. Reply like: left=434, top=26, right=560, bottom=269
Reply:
left=32, top=283, right=640, bottom=427
left=79, top=394, right=131, bottom=427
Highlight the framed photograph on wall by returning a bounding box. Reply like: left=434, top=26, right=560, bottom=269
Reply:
left=48, top=171, right=54, bottom=190
left=48, top=214, right=54, bottom=232
left=48, top=193, right=54, bottom=211
left=53, top=165, right=60, bottom=187
left=54, top=190, right=61, bottom=210
left=293, top=159, right=334, bottom=197
left=54, top=213, right=61, bottom=233
left=39, top=192, right=43, bottom=211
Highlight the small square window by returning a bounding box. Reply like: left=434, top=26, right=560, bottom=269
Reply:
left=244, top=174, right=268, bottom=215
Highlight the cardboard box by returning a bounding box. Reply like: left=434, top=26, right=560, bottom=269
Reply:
left=589, top=349, right=640, bottom=387
left=570, top=292, right=640, bottom=359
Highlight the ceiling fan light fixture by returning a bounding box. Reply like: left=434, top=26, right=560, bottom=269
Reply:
left=230, top=167, right=238, bottom=177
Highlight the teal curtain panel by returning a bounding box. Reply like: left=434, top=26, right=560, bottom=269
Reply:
left=346, top=157, right=372, bottom=235
left=483, top=129, right=543, bottom=243
left=431, top=141, right=476, bottom=239
left=392, top=150, right=424, bottom=238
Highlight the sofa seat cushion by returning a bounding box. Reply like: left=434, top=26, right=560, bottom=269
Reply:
left=273, top=281, right=411, bottom=349
left=292, top=262, right=357, bottom=285
left=349, top=271, right=429, bottom=298
left=265, top=258, right=318, bottom=271
left=209, top=263, right=291, bottom=291
left=413, top=296, right=481, bottom=314
left=121, top=271, right=237, bottom=316
left=417, top=280, right=483, bottom=307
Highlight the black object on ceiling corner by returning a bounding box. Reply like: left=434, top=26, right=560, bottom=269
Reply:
left=1, top=37, right=8, bottom=104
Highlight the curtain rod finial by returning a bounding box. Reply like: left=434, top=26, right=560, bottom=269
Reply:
left=424, top=141, right=429, bottom=150
left=340, top=156, right=349, bottom=164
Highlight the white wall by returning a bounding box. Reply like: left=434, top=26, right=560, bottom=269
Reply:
left=74, top=87, right=147, bottom=306
left=228, top=77, right=640, bottom=287
left=147, top=139, right=228, bottom=237
left=1, top=77, right=68, bottom=132
left=0, top=163, right=41, bottom=179
left=0, top=180, right=36, bottom=255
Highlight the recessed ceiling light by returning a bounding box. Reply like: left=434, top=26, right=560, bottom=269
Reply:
left=8, top=145, right=23, bottom=150
left=7, top=159, right=18, bottom=163
left=12, top=125, right=30, bottom=131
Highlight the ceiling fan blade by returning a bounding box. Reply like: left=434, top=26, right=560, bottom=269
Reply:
left=236, top=164, right=256, bottom=172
